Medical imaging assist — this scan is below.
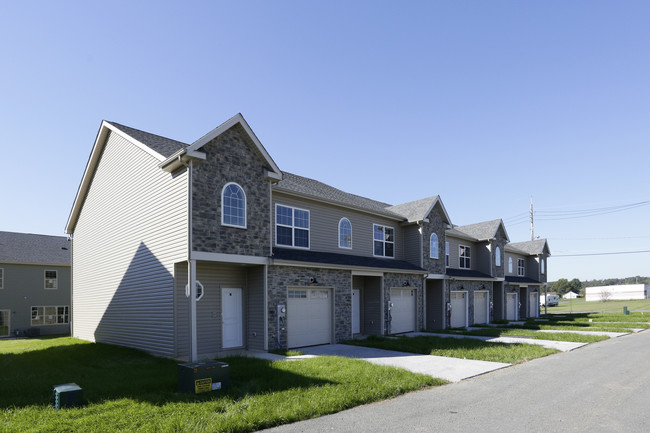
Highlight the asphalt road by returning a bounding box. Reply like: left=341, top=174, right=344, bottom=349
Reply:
left=262, top=330, right=650, bottom=433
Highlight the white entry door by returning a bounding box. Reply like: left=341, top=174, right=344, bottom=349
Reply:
left=352, top=289, right=361, bottom=334
left=474, top=291, right=489, bottom=324
left=529, top=292, right=538, bottom=318
left=450, top=291, right=467, bottom=328
left=222, top=288, right=243, bottom=349
left=390, top=288, right=416, bottom=334
left=506, top=293, right=517, bottom=321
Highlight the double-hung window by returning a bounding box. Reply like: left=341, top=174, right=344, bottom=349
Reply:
left=517, top=259, right=525, bottom=276
left=276, top=204, right=310, bottom=248
left=445, top=242, right=450, bottom=267
left=459, top=245, right=471, bottom=269
left=373, top=224, right=394, bottom=258
left=45, top=270, right=58, bottom=290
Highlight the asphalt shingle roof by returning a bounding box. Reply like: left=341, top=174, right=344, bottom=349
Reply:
left=272, top=247, right=425, bottom=272
left=505, top=275, right=542, bottom=284
left=386, top=196, right=441, bottom=223
left=107, top=122, right=189, bottom=159
left=453, top=219, right=503, bottom=241
left=508, top=239, right=550, bottom=255
left=445, top=268, right=494, bottom=280
left=0, top=232, right=71, bottom=265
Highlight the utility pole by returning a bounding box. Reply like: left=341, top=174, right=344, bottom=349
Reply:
left=530, top=196, right=534, bottom=241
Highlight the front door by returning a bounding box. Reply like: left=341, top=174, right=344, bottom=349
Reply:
left=352, top=289, right=361, bottom=334
left=222, top=288, right=243, bottom=349
left=506, top=293, right=517, bottom=321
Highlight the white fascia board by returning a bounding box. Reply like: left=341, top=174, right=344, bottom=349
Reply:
left=271, top=259, right=425, bottom=275
left=191, top=251, right=269, bottom=265
left=448, top=276, right=499, bottom=282
left=423, top=197, right=452, bottom=226
left=425, top=274, right=447, bottom=280
left=159, top=149, right=206, bottom=173
left=189, top=113, right=282, bottom=178
left=351, top=270, right=384, bottom=277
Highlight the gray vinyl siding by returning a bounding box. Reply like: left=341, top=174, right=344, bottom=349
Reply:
left=247, top=266, right=266, bottom=351
left=505, top=252, right=526, bottom=277
left=476, top=244, right=491, bottom=275
left=446, top=236, right=477, bottom=270
left=272, top=192, right=404, bottom=260
left=403, top=225, right=421, bottom=267
left=72, top=130, right=188, bottom=358
left=0, top=263, right=71, bottom=336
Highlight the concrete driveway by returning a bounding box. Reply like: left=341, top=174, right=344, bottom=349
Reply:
left=292, top=344, right=510, bottom=382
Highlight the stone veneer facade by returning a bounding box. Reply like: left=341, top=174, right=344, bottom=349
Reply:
left=191, top=124, right=272, bottom=256
left=421, top=205, right=447, bottom=275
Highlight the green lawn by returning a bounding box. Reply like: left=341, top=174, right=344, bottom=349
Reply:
left=0, top=337, right=441, bottom=432
left=345, top=335, right=558, bottom=364
left=458, top=327, right=609, bottom=343
left=545, top=298, right=650, bottom=314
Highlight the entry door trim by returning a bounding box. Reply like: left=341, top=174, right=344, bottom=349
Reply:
left=222, top=288, right=243, bottom=349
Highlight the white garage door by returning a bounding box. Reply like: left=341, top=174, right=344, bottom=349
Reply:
left=450, top=291, right=467, bottom=328
left=390, top=288, right=416, bottom=334
left=506, top=293, right=517, bottom=321
left=287, top=288, right=332, bottom=348
left=474, top=291, right=489, bottom=325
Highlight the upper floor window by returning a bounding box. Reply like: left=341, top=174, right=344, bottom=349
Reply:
left=517, top=258, right=525, bottom=276
left=429, top=233, right=439, bottom=259
left=0, top=268, right=3, bottom=289
left=276, top=204, right=310, bottom=249
left=495, top=246, right=501, bottom=267
left=45, top=270, right=58, bottom=290
left=459, top=245, right=471, bottom=269
left=508, top=257, right=513, bottom=273
left=445, top=242, right=450, bottom=267
left=373, top=224, right=394, bottom=258
left=222, top=182, right=246, bottom=228
left=339, top=218, right=352, bottom=249
left=541, top=258, right=545, bottom=274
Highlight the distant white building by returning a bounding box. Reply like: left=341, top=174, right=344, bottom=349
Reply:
left=562, top=291, right=579, bottom=299
left=585, top=284, right=649, bottom=302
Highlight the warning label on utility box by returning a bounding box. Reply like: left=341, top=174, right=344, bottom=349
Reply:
left=195, top=378, right=212, bottom=394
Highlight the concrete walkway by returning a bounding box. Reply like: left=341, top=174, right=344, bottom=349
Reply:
left=405, top=331, right=587, bottom=352
left=245, top=344, right=510, bottom=383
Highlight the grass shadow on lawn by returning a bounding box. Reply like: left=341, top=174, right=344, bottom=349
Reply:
left=0, top=338, right=333, bottom=409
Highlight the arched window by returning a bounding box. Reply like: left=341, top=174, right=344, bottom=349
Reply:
left=222, top=182, right=246, bottom=228
left=495, top=246, right=501, bottom=267
left=430, top=233, right=439, bottom=259
left=339, top=218, right=352, bottom=249
left=508, top=257, right=513, bottom=273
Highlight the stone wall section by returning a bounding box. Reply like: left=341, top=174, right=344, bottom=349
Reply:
left=267, top=265, right=352, bottom=349
left=421, top=205, right=447, bottom=275
left=192, top=124, right=271, bottom=256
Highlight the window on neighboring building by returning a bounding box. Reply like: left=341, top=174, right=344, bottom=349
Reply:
left=517, top=258, right=525, bottom=276
left=373, top=224, right=394, bottom=257
left=430, top=233, right=439, bottom=259
left=31, top=306, right=69, bottom=326
left=44, top=270, right=58, bottom=290
left=339, top=218, right=352, bottom=249
left=508, top=257, right=513, bottom=273
left=0, top=268, right=3, bottom=289
left=541, top=258, right=545, bottom=274
left=495, top=246, right=501, bottom=267
left=445, top=242, right=450, bottom=267
left=222, top=182, right=246, bottom=228
left=276, top=204, right=310, bottom=248
left=459, top=245, right=471, bottom=269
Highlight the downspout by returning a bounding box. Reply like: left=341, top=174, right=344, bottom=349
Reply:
left=266, top=179, right=273, bottom=351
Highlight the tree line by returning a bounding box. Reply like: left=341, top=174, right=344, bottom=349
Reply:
left=548, top=276, right=649, bottom=296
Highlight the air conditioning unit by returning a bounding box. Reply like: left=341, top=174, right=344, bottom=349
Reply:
left=53, top=383, right=83, bottom=409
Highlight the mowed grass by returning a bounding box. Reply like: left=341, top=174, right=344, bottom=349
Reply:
left=0, top=337, right=441, bottom=432
left=458, top=327, right=609, bottom=343
left=345, top=335, right=557, bottom=364
left=547, top=298, right=650, bottom=314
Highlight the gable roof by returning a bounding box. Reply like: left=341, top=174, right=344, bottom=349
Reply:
left=386, top=196, right=451, bottom=224
left=275, top=172, right=405, bottom=220
left=0, top=231, right=70, bottom=265
left=508, top=239, right=551, bottom=256
left=451, top=219, right=510, bottom=242
left=107, top=122, right=188, bottom=158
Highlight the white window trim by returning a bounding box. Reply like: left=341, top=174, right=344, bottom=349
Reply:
left=185, top=280, right=205, bottom=301
left=44, top=270, right=58, bottom=290
left=221, top=182, right=247, bottom=229
left=445, top=242, right=450, bottom=267
left=495, top=246, right=501, bottom=267
left=275, top=204, right=311, bottom=250
left=373, top=224, right=395, bottom=258
left=508, top=257, right=513, bottom=273
left=338, top=217, right=352, bottom=249
left=31, top=305, right=69, bottom=326
left=459, top=245, right=471, bottom=269
left=430, top=233, right=439, bottom=259
left=541, top=258, right=545, bottom=274
left=517, top=258, right=525, bottom=276
left=0, top=268, right=3, bottom=289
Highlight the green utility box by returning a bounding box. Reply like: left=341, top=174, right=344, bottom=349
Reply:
left=53, top=383, right=83, bottom=409
left=177, top=361, right=230, bottom=394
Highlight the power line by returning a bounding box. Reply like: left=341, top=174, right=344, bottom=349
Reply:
left=553, top=249, right=650, bottom=257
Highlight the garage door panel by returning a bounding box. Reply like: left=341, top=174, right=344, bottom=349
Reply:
left=288, top=289, right=332, bottom=348
left=474, top=291, right=489, bottom=325
left=391, top=289, right=415, bottom=334
left=450, top=291, right=467, bottom=328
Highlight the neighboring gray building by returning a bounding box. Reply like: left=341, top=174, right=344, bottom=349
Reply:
left=66, top=113, right=550, bottom=361
left=0, top=231, right=71, bottom=337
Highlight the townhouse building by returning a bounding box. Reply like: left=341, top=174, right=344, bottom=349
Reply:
left=66, top=114, right=549, bottom=361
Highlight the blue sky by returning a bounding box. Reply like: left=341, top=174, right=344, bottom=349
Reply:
left=1, top=1, right=648, bottom=281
